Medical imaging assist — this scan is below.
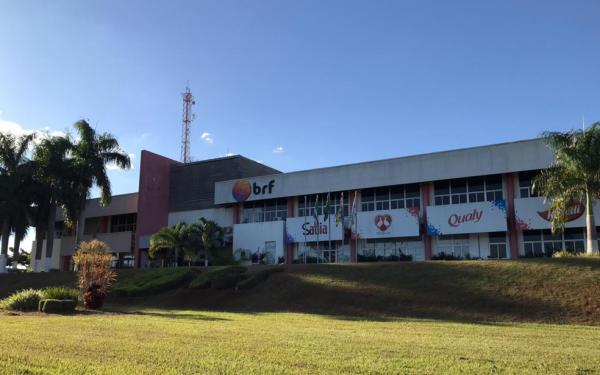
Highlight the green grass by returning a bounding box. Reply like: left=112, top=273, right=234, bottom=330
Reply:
left=0, top=309, right=599, bottom=374
left=111, top=268, right=196, bottom=297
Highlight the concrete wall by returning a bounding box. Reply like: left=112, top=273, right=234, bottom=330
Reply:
left=233, top=221, right=285, bottom=264
left=170, top=155, right=280, bottom=212
left=168, top=208, right=233, bottom=228
left=215, top=139, right=553, bottom=204
left=56, top=193, right=138, bottom=221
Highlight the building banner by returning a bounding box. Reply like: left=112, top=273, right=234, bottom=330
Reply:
left=426, top=200, right=507, bottom=235
left=286, top=215, right=344, bottom=243
left=514, top=197, right=599, bottom=230
left=357, top=208, right=420, bottom=239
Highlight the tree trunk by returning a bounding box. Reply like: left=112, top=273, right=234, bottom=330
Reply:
left=204, top=250, right=209, bottom=267
left=585, top=190, right=599, bottom=254
left=34, top=226, right=44, bottom=272
left=12, top=236, right=21, bottom=269
left=0, top=218, right=10, bottom=256
left=75, top=210, right=86, bottom=245
left=45, top=203, right=57, bottom=271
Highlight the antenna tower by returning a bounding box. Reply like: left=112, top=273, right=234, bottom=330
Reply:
left=181, top=84, right=196, bottom=163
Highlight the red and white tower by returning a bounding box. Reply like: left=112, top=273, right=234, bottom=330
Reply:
left=181, top=85, right=196, bottom=163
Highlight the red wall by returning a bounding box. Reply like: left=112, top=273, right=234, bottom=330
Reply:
left=134, top=150, right=180, bottom=267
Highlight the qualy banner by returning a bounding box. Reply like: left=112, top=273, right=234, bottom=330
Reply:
left=285, top=215, right=343, bottom=243
left=357, top=208, right=420, bottom=239
left=514, top=197, right=598, bottom=230
left=426, top=200, right=507, bottom=235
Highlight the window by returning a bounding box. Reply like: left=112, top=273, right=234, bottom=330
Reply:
left=437, top=234, right=470, bottom=257
left=523, top=229, right=585, bottom=257
left=434, top=175, right=504, bottom=205
left=110, top=213, right=137, bottom=233
left=298, top=192, right=349, bottom=218
left=361, top=184, right=420, bottom=212
left=243, top=199, right=287, bottom=223
left=518, top=171, right=540, bottom=198
left=489, top=232, right=507, bottom=259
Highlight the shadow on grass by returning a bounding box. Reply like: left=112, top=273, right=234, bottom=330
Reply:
left=104, top=259, right=600, bottom=326
left=113, top=309, right=231, bottom=321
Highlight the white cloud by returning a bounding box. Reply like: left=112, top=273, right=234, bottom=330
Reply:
left=0, top=119, right=66, bottom=141
left=272, top=146, right=284, bottom=154
left=201, top=132, right=214, bottom=144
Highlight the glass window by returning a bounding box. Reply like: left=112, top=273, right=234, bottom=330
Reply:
left=110, top=213, right=137, bottom=233
left=434, top=175, right=503, bottom=205
left=362, top=185, right=419, bottom=212
left=519, top=170, right=540, bottom=198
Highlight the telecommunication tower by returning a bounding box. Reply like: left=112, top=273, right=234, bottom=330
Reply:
left=181, top=85, right=196, bottom=163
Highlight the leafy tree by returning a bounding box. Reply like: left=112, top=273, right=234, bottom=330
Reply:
left=0, top=133, right=36, bottom=266
left=67, top=120, right=130, bottom=244
left=31, top=135, right=75, bottom=269
left=198, top=218, right=224, bottom=267
left=149, top=223, right=190, bottom=267
left=533, top=123, right=600, bottom=254
left=9, top=247, right=30, bottom=268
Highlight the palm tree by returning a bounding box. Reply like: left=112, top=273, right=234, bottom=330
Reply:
left=31, top=135, right=75, bottom=270
left=149, top=223, right=190, bottom=267
left=198, top=218, right=224, bottom=267
left=533, top=123, right=600, bottom=254
left=68, top=120, right=130, bottom=244
left=0, top=133, right=36, bottom=270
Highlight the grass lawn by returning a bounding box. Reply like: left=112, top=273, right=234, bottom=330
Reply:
left=1, top=309, right=599, bottom=374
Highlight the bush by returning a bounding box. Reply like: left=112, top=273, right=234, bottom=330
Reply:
left=432, top=252, right=464, bottom=261
left=72, top=240, right=117, bottom=309
left=0, top=289, right=44, bottom=311
left=358, top=254, right=413, bottom=262
left=42, top=287, right=80, bottom=302
left=38, top=299, right=77, bottom=314
left=189, top=266, right=247, bottom=289
left=113, top=268, right=195, bottom=297
left=211, top=247, right=239, bottom=266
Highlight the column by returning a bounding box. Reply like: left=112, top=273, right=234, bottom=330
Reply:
left=420, top=182, right=432, bottom=260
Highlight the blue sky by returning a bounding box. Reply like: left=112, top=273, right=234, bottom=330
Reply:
left=1, top=1, right=599, bottom=197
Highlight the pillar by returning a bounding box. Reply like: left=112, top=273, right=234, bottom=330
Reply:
left=420, top=182, right=432, bottom=260
left=505, top=173, right=519, bottom=259
left=286, top=197, right=295, bottom=264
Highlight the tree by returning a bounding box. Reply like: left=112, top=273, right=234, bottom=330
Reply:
left=0, top=133, right=36, bottom=269
left=533, top=123, right=600, bottom=254
left=198, top=218, right=224, bottom=267
left=149, top=223, right=190, bottom=267
left=9, top=247, right=30, bottom=269
left=68, top=120, right=130, bottom=244
left=31, top=135, right=75, bottom=270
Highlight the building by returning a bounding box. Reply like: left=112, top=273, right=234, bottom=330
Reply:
left=32, top=138, right=600, bottom=270
left=32, top=193, right=138, bottom=271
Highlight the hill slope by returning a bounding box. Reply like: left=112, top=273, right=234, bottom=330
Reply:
left=3, top=259, right=600, bottom=324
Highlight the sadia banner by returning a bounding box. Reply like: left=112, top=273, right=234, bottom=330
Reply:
left=426, top=201, right=507, bottom=235
left=357, top=208, right=420, bottom=239
left=286, top=215, right=343, bottom=243
left=514, top=197, right=599, bottom=230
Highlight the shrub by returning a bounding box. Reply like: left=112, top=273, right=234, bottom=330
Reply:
left=432, top=252, right=464, bottom=261
left=42, top=287, right=80, bottom=302
left=72, top=240, right=117, bottom=309
left=38, top=299, right=77, bottom=314
left=113, top=268, right=195, bottom=297
left=211, top=247, right=239, bottom=266
left=0, top=289, right=44, bottom=311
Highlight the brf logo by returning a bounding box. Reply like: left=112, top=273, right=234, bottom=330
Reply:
left=232, top=179, right=275, bottom=202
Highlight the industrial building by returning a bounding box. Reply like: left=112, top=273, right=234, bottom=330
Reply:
left=31, top=138, right=600, bottom=271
